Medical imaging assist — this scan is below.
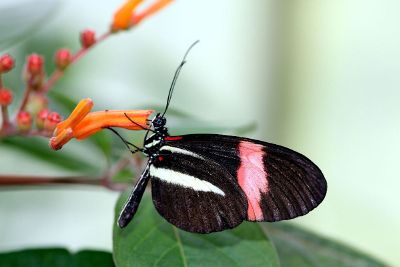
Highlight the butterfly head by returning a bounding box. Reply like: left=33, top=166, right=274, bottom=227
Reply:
left=152, top=113, right=167, bottom=130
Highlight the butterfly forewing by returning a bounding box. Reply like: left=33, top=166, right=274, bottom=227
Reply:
left=161, top=134, right=327, bottom=223
left=150, top=150, right=248, bottom=233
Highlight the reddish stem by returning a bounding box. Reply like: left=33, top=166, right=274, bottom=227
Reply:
left=42, top=32, right=111, bottom=93
left=42, top=70, right=63, bottom=93
left=0, top=74, right=9, bottom=131
left=17, top=86, right=31, bottom=112
left=0, top=175, right=99, bottom=186
left=0, top=155, right=137, bottom=191
left=0, top=175, right=129, bottom=191
left=1, top=105, right=10, bottom=128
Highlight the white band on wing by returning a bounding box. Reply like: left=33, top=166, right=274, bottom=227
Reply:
left=150, top=166, right=225, bottom=196
left=160, top=145, right=203, bottom=159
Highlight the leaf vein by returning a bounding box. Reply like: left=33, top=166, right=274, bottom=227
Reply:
left=153, top=244, right=179, bottom=267
left=195, top=234, right=243, bottom=267
left=132, top=222, right=164, bottom=251
left=173, top=227, right=188, bottom=267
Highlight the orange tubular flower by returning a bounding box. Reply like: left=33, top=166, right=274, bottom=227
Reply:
left=50, top=98, right=153, bottom=150
left=111, top=0, right=173, bottom=32
left=131, top=0, right=173, bottom=25
left=112, top=0, right=143, bottom=31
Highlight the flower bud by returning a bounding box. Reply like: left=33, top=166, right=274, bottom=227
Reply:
left=26, top=93, right=48, bottom=115
left=55, top=48, right=72, bottom=70
left=0, top=88, right=13, bottom=106
left=36, top=108, right=49, bottom=130
left=80, top=29, right=96, bottom=48
left=17, top=111, right=32, bottom=132
left=0, top=54, right=14, bottom=73
left=49, top=128, right=73, bottom=150
left=27, top=54, right=44, bottom=75
left=44, top=111, right=62, bottom=132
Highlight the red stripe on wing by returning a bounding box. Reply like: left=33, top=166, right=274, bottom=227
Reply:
left=165, top=136, right=183, bottom=141
left=237, top=141, right=269, bottom=221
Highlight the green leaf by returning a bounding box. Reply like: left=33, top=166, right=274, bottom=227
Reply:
left=263, top=223, right=389, bottom=267
left=0, top=1, right=60, bottom=50
left=74, top=250, right=115, bottom=267
left=1, top=137, right=96, bottom=172
left=0, top=248, right=114, bottom=267
left=113, top=192, right=279, bottom=267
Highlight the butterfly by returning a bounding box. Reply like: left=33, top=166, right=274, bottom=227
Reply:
left=113, top=41, right=327, bottom=234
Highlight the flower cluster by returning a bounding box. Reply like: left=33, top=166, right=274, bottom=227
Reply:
left=0, top=53, right=63, bottom=135
left=0, top=0, right=173, bottom=139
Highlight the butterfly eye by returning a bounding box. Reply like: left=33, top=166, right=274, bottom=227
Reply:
left=153, top=116, right=166, bottom=129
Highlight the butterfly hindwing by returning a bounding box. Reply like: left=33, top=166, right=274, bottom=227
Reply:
left=257, top=141, right=326, bottom=221
left=162, top=134, right=327, bottom=223
left=150, top=148, right=248, bottom=233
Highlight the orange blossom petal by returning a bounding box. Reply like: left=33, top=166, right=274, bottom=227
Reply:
left=54, top=98, right=93, bottom=135
left=112, top=0, right=143, bottom=31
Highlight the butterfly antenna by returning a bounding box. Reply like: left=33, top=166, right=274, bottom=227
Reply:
left=161, top=40, right=199, bottom=117
left=123, top=113, right=157, bottom=134
left=106, top=127, right=143, bottom=154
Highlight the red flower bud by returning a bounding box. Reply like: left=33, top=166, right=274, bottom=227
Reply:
left=44, top=111, right=62, bottom=132
left=55, top=48, right=72, bottom=70
left=17, top=111, right=32, bottom=132
left=0, top=54, right=14, bottom=73
left=36, top=108, right=49, bottom=130
left=27, top=54, right=44, bottom=75
left=0, top=88, right=13, bottom=106
left=80, top=29, right=96, bottom=48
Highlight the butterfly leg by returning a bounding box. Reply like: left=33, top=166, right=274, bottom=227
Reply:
left=106, top=127, right=143, bottom=154
left=117, top=161, right=151, bottom=228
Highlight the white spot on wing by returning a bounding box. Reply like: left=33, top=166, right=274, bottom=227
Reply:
left=150, top=166, right=225, bottom=196
left=160, top=145, right=203, bottom=159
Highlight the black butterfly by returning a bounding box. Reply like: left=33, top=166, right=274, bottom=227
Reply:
left=113, top=41, right=327, bottom=234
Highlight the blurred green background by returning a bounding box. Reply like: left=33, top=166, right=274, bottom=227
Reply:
left=0, top=0, right=398, bottom=266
